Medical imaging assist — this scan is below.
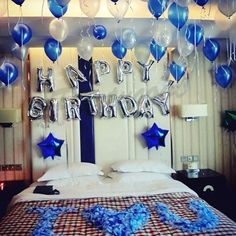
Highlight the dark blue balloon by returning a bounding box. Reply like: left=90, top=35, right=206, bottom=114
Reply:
left=12, top=23, right=32, bottom=47
left=148, top=0, right=169, bottom=19
left=170, top=61, right=186, bottom=82
left=37, top=133, right=64, bottom=159
left=203, top=39, right=220, bottom=62
left=48, top=0, right=68, bottom=18
left=55, top=0, right=70, bottom=7
left=112, top=40, right=127, bottom=59
left=111, top=0, right=119, bottom=3
left=215, top=65, right=233, bottom=89
left=142, top=123, right=169, bottom=150
left=193, top=0, right=209, bottom=7
left=44, top=38, right=62, bottom=62
left=12, top=0, right=25, bottom=6
left=150, top=39, right=166, bottom=62
left=93, top=25, right=107, bottom=40
left=168, top=2, right=188, bottom=30
left=185, top=23, right=204, bottom=46
left=0, top=62, right=18, bottom=86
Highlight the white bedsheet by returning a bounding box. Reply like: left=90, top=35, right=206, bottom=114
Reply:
left=11, top=178, right=197, bottom=207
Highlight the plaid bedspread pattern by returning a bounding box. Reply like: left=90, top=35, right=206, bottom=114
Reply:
left=0, top=192, right=236, bottom=236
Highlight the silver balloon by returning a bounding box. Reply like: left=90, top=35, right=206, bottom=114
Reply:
left=93, top=60, right=110, bottom=84
left=80, top=90, right=100, bottom=116
left=138, top=95, right=154, bottom=119
left=138, top=60, right=154, bottom=83
left=152, top=92, right=169, bottom=116
left=122, top=28, right=137, bottom=49
left=177, top=35, right=194, bottom=57
left=37, top=68, right=55, bottom=92
left=49, top=98, right=59, bottom=122
left=11, top=43, right=28, bottom=61
left=65, top=65, right=87, bottom=89
left=77, top=37, right=94, bottom=61
left=134, top=43, right=150, bottom=64
left=28, top=96, right=47, bottom=120
left=117, top=60, right=133, bottom=84
left=174, top=0, right=191, bottom=7
left=99, top=94, right=117, bottom=118
left=119, top=96, right=138, bottom=117
left=65, top=98, right=81, bottom=120
left=218, top=0, right=236, bottom=18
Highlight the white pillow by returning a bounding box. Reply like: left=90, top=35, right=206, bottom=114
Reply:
left=46, top=176, right=103, bottom=187
left=111, top=160, right=175, bottom=174
left=37, top=162, right=104, bottom=182
left=107, top=172, right=172, bottom=183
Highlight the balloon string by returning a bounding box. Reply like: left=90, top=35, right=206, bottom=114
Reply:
left=21, top=55, right=26, bottom=91
left=41, top=0, right=45, bottom=24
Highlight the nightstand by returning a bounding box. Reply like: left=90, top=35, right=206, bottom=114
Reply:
left=0, top=180, right=28, bottom=219
left=173, top=169, right=228, bottom=212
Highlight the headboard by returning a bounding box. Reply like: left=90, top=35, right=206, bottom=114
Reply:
left=29, top=48, right=171, bottom=181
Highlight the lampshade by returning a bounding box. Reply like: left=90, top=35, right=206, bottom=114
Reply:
left=0, top=108, right=22, bottom=125
left=177, top=104, right=208, bottom=121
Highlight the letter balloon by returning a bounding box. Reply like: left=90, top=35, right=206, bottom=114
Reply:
left=117, top=60, right=133, bottom=84
left=49, top=98, right=59, bottom=122
left=215, top=65, right=233, bottom=89
left=168, top=2, right=189, bottom=30
left=12, top=23, right=32, bottom=47
left=203, top=39, right=220, bottom=62
left=44, top=38, right=62, bottom=62
left=119, top=96, right=138, bottom=117
left=28, top=96, right=47, bottom=120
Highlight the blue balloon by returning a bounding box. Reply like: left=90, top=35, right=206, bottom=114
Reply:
left=12, top=23, right=32, bottom=47
left=185, top=23, right=204, bottom=46
left=0, top=62, right=18, bottom=86
left=193, top=0, right=209, bottom=7
left=93, top=25, right=107, bottom=40
left=12, top=0, right=25, bottom=6
left=111, top=40, right=127, bottom=59
left=37, top=133, right=64, bottom=159
left=55, top=0, right=70, bottom=7
left=203, top=39, right=220, bottom=62
left=148, top=0, right=169, bottom=19
left=170, top=61, right=186, bottom=82
left=150, top=39, right=166, bottom=62
left=168, top=2, right=188, bottom=30
left=48, top=0, right=68, bottom=18
left=215, top=65, right=233, bottom=89
left=44, top=38, right=62, bottom=62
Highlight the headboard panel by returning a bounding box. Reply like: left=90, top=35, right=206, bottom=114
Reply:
left=29, top=48, right=171, bottom=181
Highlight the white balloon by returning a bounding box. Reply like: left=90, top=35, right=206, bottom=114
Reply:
left=153, top=19, right=176, bottom=47
left=0, top=0, right=7, bottom=17
left=77, top=37, right=94, bottom=61
left=174, top=0, right=191, bottom=7
left=218, top=0, right=236, bottom=18
left=107, top=0, right=131, bottom=20
left=79, top=0, right=101, bottom=18
left=49, top=19, right=69, bottom=42
left=134, top=43, right=150, bottom=64
left=122, top=28, right=137, bottom=49
left=177, top=35, right=194, bottom=57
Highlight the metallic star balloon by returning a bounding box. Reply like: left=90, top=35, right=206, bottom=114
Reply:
left=141, top=123, right=169, bottom=150
left=37, top=133, right=64, bottom=159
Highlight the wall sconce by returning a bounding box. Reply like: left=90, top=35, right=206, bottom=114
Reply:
left=177, top=104, right=208, bottom=122
left=0, top=108, right=22, bottom=128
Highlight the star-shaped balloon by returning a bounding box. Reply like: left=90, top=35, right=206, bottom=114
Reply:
left=37, top=133, right=64, bottom=160
left=141, top=123, right=169, bottom=150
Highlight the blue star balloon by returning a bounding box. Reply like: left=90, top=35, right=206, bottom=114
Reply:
left=141, top=123, right=169, bottom=150
left=37, top=133, right=64, bottom=159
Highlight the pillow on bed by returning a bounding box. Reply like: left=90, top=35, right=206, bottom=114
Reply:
left=37, top=163, right=104, bottom=182
left=46, top=175, right=103, bottom=187
left=111, top=160, right=175, bottom=173
left=107, top=172, right=172, bottom=183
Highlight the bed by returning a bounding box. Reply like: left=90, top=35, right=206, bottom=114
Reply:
left=0, top=161, right=236, bottom=236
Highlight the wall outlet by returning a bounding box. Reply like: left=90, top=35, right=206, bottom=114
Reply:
left=0, top=164, right=22, bottom=171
